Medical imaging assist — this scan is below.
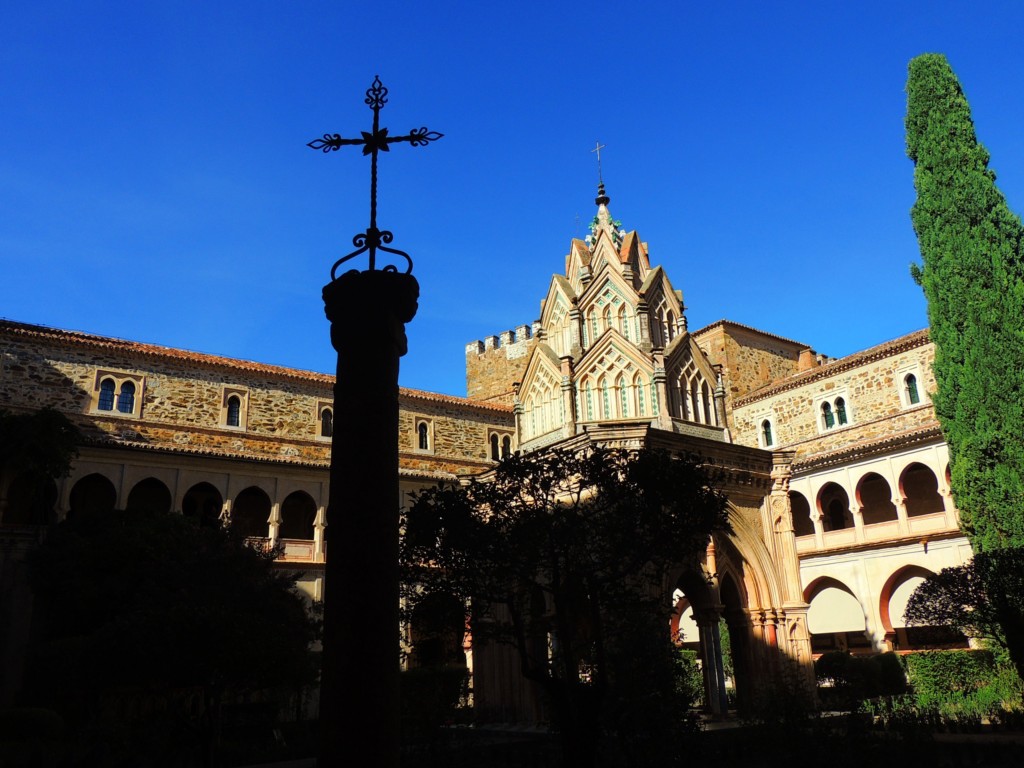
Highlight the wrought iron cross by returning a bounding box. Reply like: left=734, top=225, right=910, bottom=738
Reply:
left=308, top=76, right=443, bottom=278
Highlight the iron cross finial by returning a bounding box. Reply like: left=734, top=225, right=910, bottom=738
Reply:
left=591, top=141, right=606, bottom=185
left=308, top=76, right=443, bottom=278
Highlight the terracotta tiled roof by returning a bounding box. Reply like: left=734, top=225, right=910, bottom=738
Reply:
left=0, top=318, right=512, bottom=414
left=734, top=328, right=931, bottom=406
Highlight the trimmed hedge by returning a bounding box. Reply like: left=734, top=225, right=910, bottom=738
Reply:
left=904, top=650, right=995, bottom=700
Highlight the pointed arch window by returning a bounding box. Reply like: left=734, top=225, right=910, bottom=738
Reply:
left=602, top=305, right=612, bottom=333
left=619, top=306, right=631, bottom=341
left=690, top=380, right=700, bottom=423
left=667, top=311, right=676, bottom=342
left=835, top=397, right=848, bottom=426
left=617, top=376, right=628, bottom=418
left=762, top=419, right=774, bottom=447
left=590, top=311, right=599, bottom=342
left=637, top=379, right=646, bottom=416
left=821, top=402, right=835, bottom=430
left=701, top=381, right=712, bottom=424
left=905, top=374, right=920, bottom=405
left=585, top=382, right=594, bottom=420
left=226, top=395, right=241, bottom=427
left=490, top=433, right=500, bottom=461
left=98, top=378, right=116, bottom=411
left=601, top=379, right=611, bottom=418
left=501, top=435, right=512, bottom=458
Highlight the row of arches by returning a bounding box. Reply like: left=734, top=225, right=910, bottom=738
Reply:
left=578, top=373, right=654, bottom=422
left=790, top=463, right=947, bottom=537
left=805, top=566, right=967, bottom=653
left=2, top=472, right=318, bottom=541
left=669, top=374, right=716, bottom=426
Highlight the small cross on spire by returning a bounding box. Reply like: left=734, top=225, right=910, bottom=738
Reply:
left=591, top=141, right=606, bottom=185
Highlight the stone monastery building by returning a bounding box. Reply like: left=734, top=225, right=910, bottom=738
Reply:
left=0, top=187, right=968, bottom=717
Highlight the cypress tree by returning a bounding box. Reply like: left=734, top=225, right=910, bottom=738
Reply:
left=906, top=53, right=1024, bottom=551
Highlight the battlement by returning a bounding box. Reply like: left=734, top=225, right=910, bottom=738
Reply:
left=465, top=322, right=540, bottom=403
left=464, top=323, right=540, bottom=355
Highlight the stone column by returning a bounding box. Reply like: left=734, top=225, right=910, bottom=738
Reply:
left=559, top=356, right=576, bottom=437
left=894, top=495, right=910, bottom=536
left=652, top=352, right=672, bottom=429
left=851, top=504, right=865, bottom=543
left=636, top=295, right=652, bottom=352
left=568, top=299, right=584, bottom=357
left=313, top=505, right=326, bottom=562
left=320, top=269, right=418, bottom=768
left=268, top=501, right=281, bottom=545
left=768, top=456, right=815, bottom=696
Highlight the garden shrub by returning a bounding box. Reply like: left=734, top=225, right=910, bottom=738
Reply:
left=815, top=652, right=907, bottom=710
left=904, top=650, right=994, bottom=703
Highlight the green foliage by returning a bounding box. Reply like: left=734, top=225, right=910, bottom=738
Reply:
left=905, top=649, right=995, bottom=703
left=401, top=447, right=728, bottom=767
left=904, top=548, right=1024, bottom=681
left=399, top=665, right=470, bottom=744
left=27, top=506, right=320, bottom=742
left=0, top=408, right=80, bottom=480
left=905, top=53, right=1024, bottom=552
left=675, top=649, right=704, bottom=706
left=815, top=652, right=907, bottom=711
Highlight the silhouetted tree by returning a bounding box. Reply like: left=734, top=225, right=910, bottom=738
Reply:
left=905, top=548, right=1024, bottom=681
left=28, top=505, right=320, bottom=765
left=0, top=408, right=79, bottom=523
left=401, top=447, right=728, bottom=768
left=906, top=53, right=1024, bottom=552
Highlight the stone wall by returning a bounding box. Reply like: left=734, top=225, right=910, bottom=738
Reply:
left=0, top=320, right=512, bottom=478
left=465, top=324, right=539, bottom=403
left=693, top=321, right=809, bottom=429
left=731, top=330, right=935, bottom=463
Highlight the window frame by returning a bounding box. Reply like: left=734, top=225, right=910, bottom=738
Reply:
left=220, top=387, right=249, bottom=430
left=414, top=418, right=434, bottom=454
left=90, top=370, right=145, bottom=419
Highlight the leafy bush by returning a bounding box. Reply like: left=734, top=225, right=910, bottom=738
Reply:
left=905, top=650, right=994, bottom=704
left=815, top=652, right=906, bottom=710
left=675, top=649, right=704, bottom=707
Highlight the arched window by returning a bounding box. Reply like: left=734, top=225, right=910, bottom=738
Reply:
left=601, top=379, right=611, bottom=418
left=116, top=381, right=135, bottom=414
left=226, top=395, right=241, bottom=427
left=490, top=433, right=500, bottom=461
left=666, top=311, right=676, bottom=342
left=690, top=381, right=700, bottom=423
left=602, top=305, right=612, bottom=333
left=417, top=421, right=429, bottom=450
left=762, top=420, right=773, bottom=447
left=905, top=374, right=920, bottom=405
left=821, top=402, right=835, bottom=430
left=835, top=397, right=848, bottom=426
left=98, top=378, right=116, bottom=411
left=589, top=311, right=598, bottom=343
left=619, top=306, right=631, bottom=341
left=702, top=382, right=712, bottom=424
left=636, top=378, right=646, bottom=416
left=320, top=408, right=333, bottom=438
left=280, top=491, right=317, bottom=540
left=501, top=435, right=511, bottom=458
left=585, top=383, right=594, bottom=420
left=617, top=375, right=628, bottom=418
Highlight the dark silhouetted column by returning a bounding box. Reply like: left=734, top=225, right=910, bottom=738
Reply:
left=320, top=268, right=418, bottom=767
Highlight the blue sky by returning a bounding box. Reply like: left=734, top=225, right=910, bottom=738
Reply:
left=3, top=2, right=1024, bottom=397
